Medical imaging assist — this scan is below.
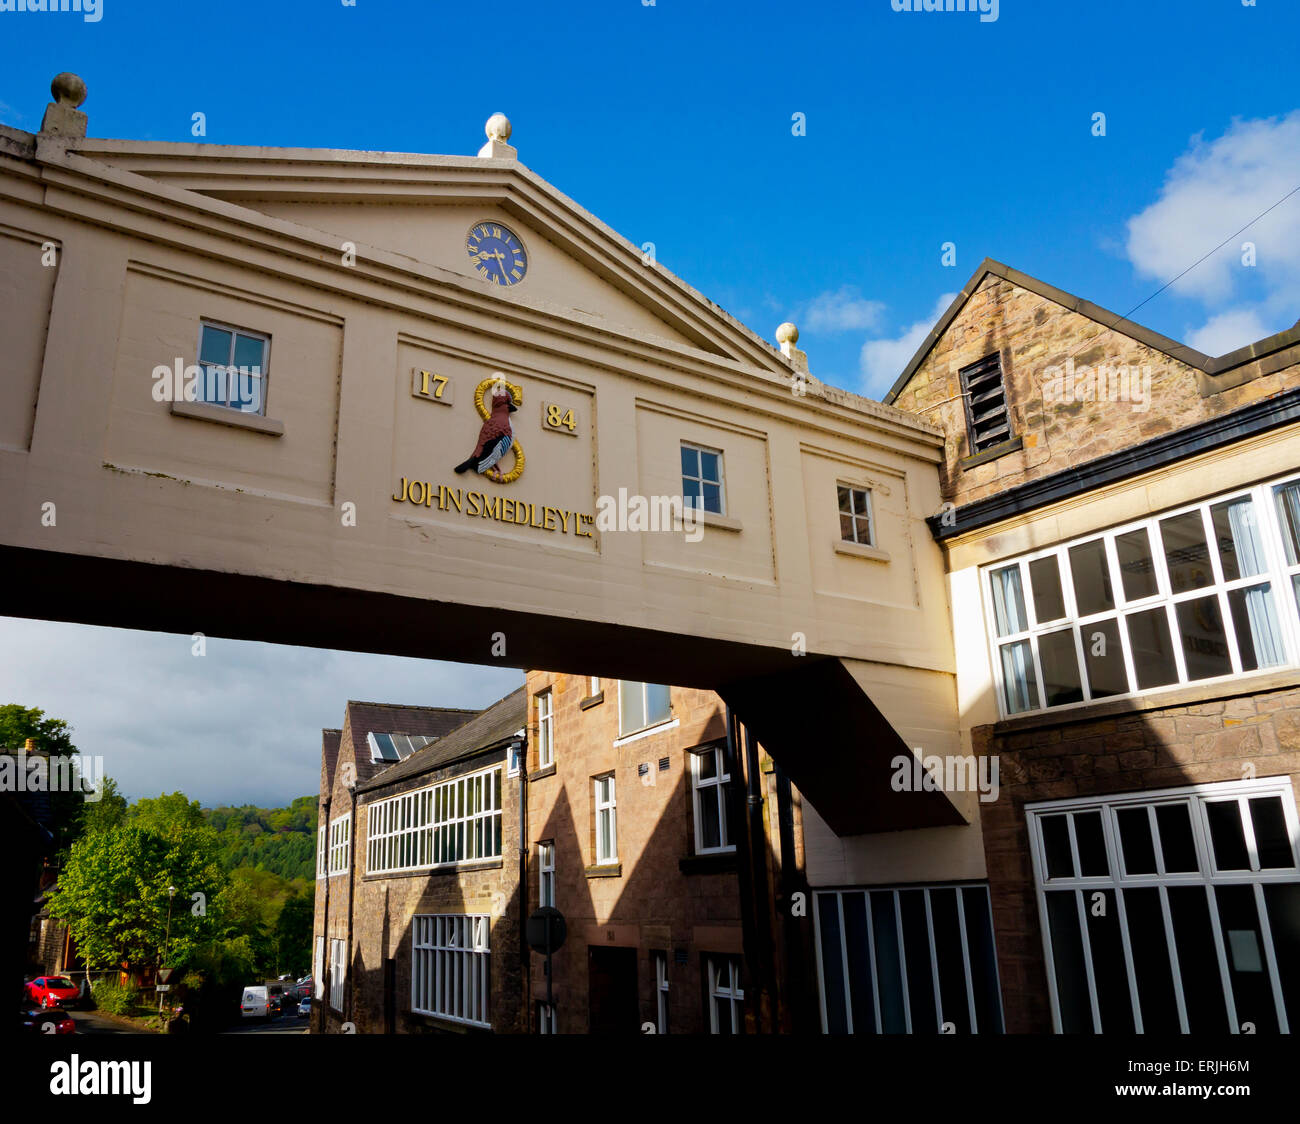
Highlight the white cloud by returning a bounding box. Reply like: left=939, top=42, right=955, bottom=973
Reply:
left=801, top=286, right=886, bottom=333
left=858, top=292, right=957, bottom=398
left=1184, top=308, right=1276, bottom=357
left=1126, top=111, right=1300, bottom=306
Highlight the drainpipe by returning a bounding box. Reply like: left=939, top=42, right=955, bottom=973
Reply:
left=773, top=762, right=813, bottom=1033
left=724, top=706, right=771, bottom=1032
left=344, top=782, right=357, bottom=1025
left=740, top=715, right=775, bottom=1029
left=318, top=794, right=331, bottom=1034
left=509, top=739, right=527, bottom=1032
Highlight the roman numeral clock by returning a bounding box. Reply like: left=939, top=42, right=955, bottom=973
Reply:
left=467, top=222, right=528, bottom=286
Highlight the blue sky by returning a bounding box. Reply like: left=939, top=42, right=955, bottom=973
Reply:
left=3, top=0, right=1299, bottom=396
left=2, top=0, right=1298, bottom=804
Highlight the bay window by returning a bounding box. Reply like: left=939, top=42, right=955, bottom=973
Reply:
left=985, top=475, right=1299, bottom=717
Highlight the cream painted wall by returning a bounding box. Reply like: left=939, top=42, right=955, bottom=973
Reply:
left=0, top=223, right=57, bottom=452
left=247, top=201, right=698, bottom=348
left=0, top=147, right=955, bottom=673
left=0, top=126, right=993, bottom=877
left=943, top=425, right=1300, bottom=735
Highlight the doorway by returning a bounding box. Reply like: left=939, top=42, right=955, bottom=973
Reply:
left=587, top=946, right=639, bottom=1034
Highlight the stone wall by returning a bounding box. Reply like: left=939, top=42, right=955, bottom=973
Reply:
left=524, top=672, right=744, bottom=1034
left=974, top=674, right=1300, bottom=1033
left=889, top=272, right=1300, bottom=508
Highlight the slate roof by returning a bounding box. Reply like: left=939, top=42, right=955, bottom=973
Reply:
left=342, top=702, right=479, bottom=789
left=360, top=686, right=526, bottom=794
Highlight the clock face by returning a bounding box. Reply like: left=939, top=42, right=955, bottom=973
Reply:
left=467, top=222, right=528, bottom=286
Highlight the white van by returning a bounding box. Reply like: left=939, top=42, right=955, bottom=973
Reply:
left=240, top=985, right=270, bottom=1019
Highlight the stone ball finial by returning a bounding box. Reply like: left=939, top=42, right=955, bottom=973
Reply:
left=50, top=73, right=87, bottom=108
left=776, top=322, right=799, bottom=346
left=485, top=113, right=512, bottom=143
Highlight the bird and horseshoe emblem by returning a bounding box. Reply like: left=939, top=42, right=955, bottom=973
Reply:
left=453, top=375, right=525, bottom=484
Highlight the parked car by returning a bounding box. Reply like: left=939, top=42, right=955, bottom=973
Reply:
left=293, top=979, right=312, bottom=999
left=297, top=996, right=311, bottom=1017
left=20, top=1005, right=76, bottom=1034
left=25, top=976, right=79, bottom=1009
left=267, top=993, right=290, bottom=1017
left=240, top=985, right=270, bottom=1019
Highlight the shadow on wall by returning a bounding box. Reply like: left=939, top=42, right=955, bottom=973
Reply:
left=971, top=678, right=1300, bottom=1035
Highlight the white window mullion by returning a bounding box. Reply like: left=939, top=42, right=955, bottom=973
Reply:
left=863, top=892, right=884, bottom=1034
left=1100, top=807, right=1145, bottom=1033
left=836, top=893, right=853, bottom=1035
left=1072, top=888, right=1103, bottom=1033
left=1156, top=884, right=1191, bottom=1033
left=1252, top=881, right=1290, bottom=1034
left=893, top=891, right=912, bottom=1034
left=1202, top=885, right=1240, bottom=1033
left=922, top=889, right=944, bottom=1033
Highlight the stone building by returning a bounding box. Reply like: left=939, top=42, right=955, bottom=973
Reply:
left=313, top=694, right=525, bottom=1033
left=313, top=677, right=817, bottom=1035
left=521, top=674, right=814, bottom=1034
left=882, top=259, right=1300, bottom=1034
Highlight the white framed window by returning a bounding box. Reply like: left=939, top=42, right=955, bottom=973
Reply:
left=507, top=741, right=522, bottom=778
left=365, top=766, right=502, bottom=875
left=680, top=441, right=725, bottom=514
left=618, top=681, right=671, bottom=737
left=594, top=774, right=618, bottom=866
left=329, top=937, right=346, bottom=1011
left=1273, top=478, right=1300, bottom=621
left=196, top=320, right=269, bottom=414
left=691, top=745, right=734, bottom=854
left=316, top=824, right=326, bottom=879
left=654, top=950, right=669, bottom=1034
left=1026, top=778, right=1300, bottom=1034
left=589, top=676, right=601, bottom=696
left=313, top=936, right=325, bottom=1000
left=328, top=813, right=351, bottom=875
left=536, top=691, right=554, bottom=769
left=538, top=841, right=555, bottom=907
left=412, top=914, right=491, bottom=1029
left=983, top=473, right=1300, bottom=718
left=537, top=1001, right=556, bottom=1034
left=814, top=883, right=1004, bottom=1034
left=706, top=955, right=744, bottom=1034
left=837, top=484, right=874, bottom=546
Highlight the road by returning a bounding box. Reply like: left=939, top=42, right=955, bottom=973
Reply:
left=68, top=1008, right=310, bottom=1035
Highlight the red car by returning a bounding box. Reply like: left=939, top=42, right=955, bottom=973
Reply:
left=26, top=976, right=79, bottom=1009
left=20, top=1005, right=76, bottom=1034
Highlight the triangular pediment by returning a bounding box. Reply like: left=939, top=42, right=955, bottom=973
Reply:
left=70, top=139, right=789, bottom=372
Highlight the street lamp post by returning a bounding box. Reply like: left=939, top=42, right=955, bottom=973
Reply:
left=159, top=884, right=177, bottom=1012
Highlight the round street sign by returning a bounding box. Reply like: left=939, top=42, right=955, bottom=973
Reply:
left=525, top=907, right=567, bottom=955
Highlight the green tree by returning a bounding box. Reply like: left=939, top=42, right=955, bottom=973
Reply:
left=129, top=791, right=206, bottom=835
left=273, top=892, right=314, bottom=977
left=78, top=775, right=128, bottom=834
left=0, top=703, right=85, bottom=854
left=49, top=822, right=226, bottom=971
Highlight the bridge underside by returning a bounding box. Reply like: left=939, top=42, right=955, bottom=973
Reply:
left=1, top=544, right=963, bottom=836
